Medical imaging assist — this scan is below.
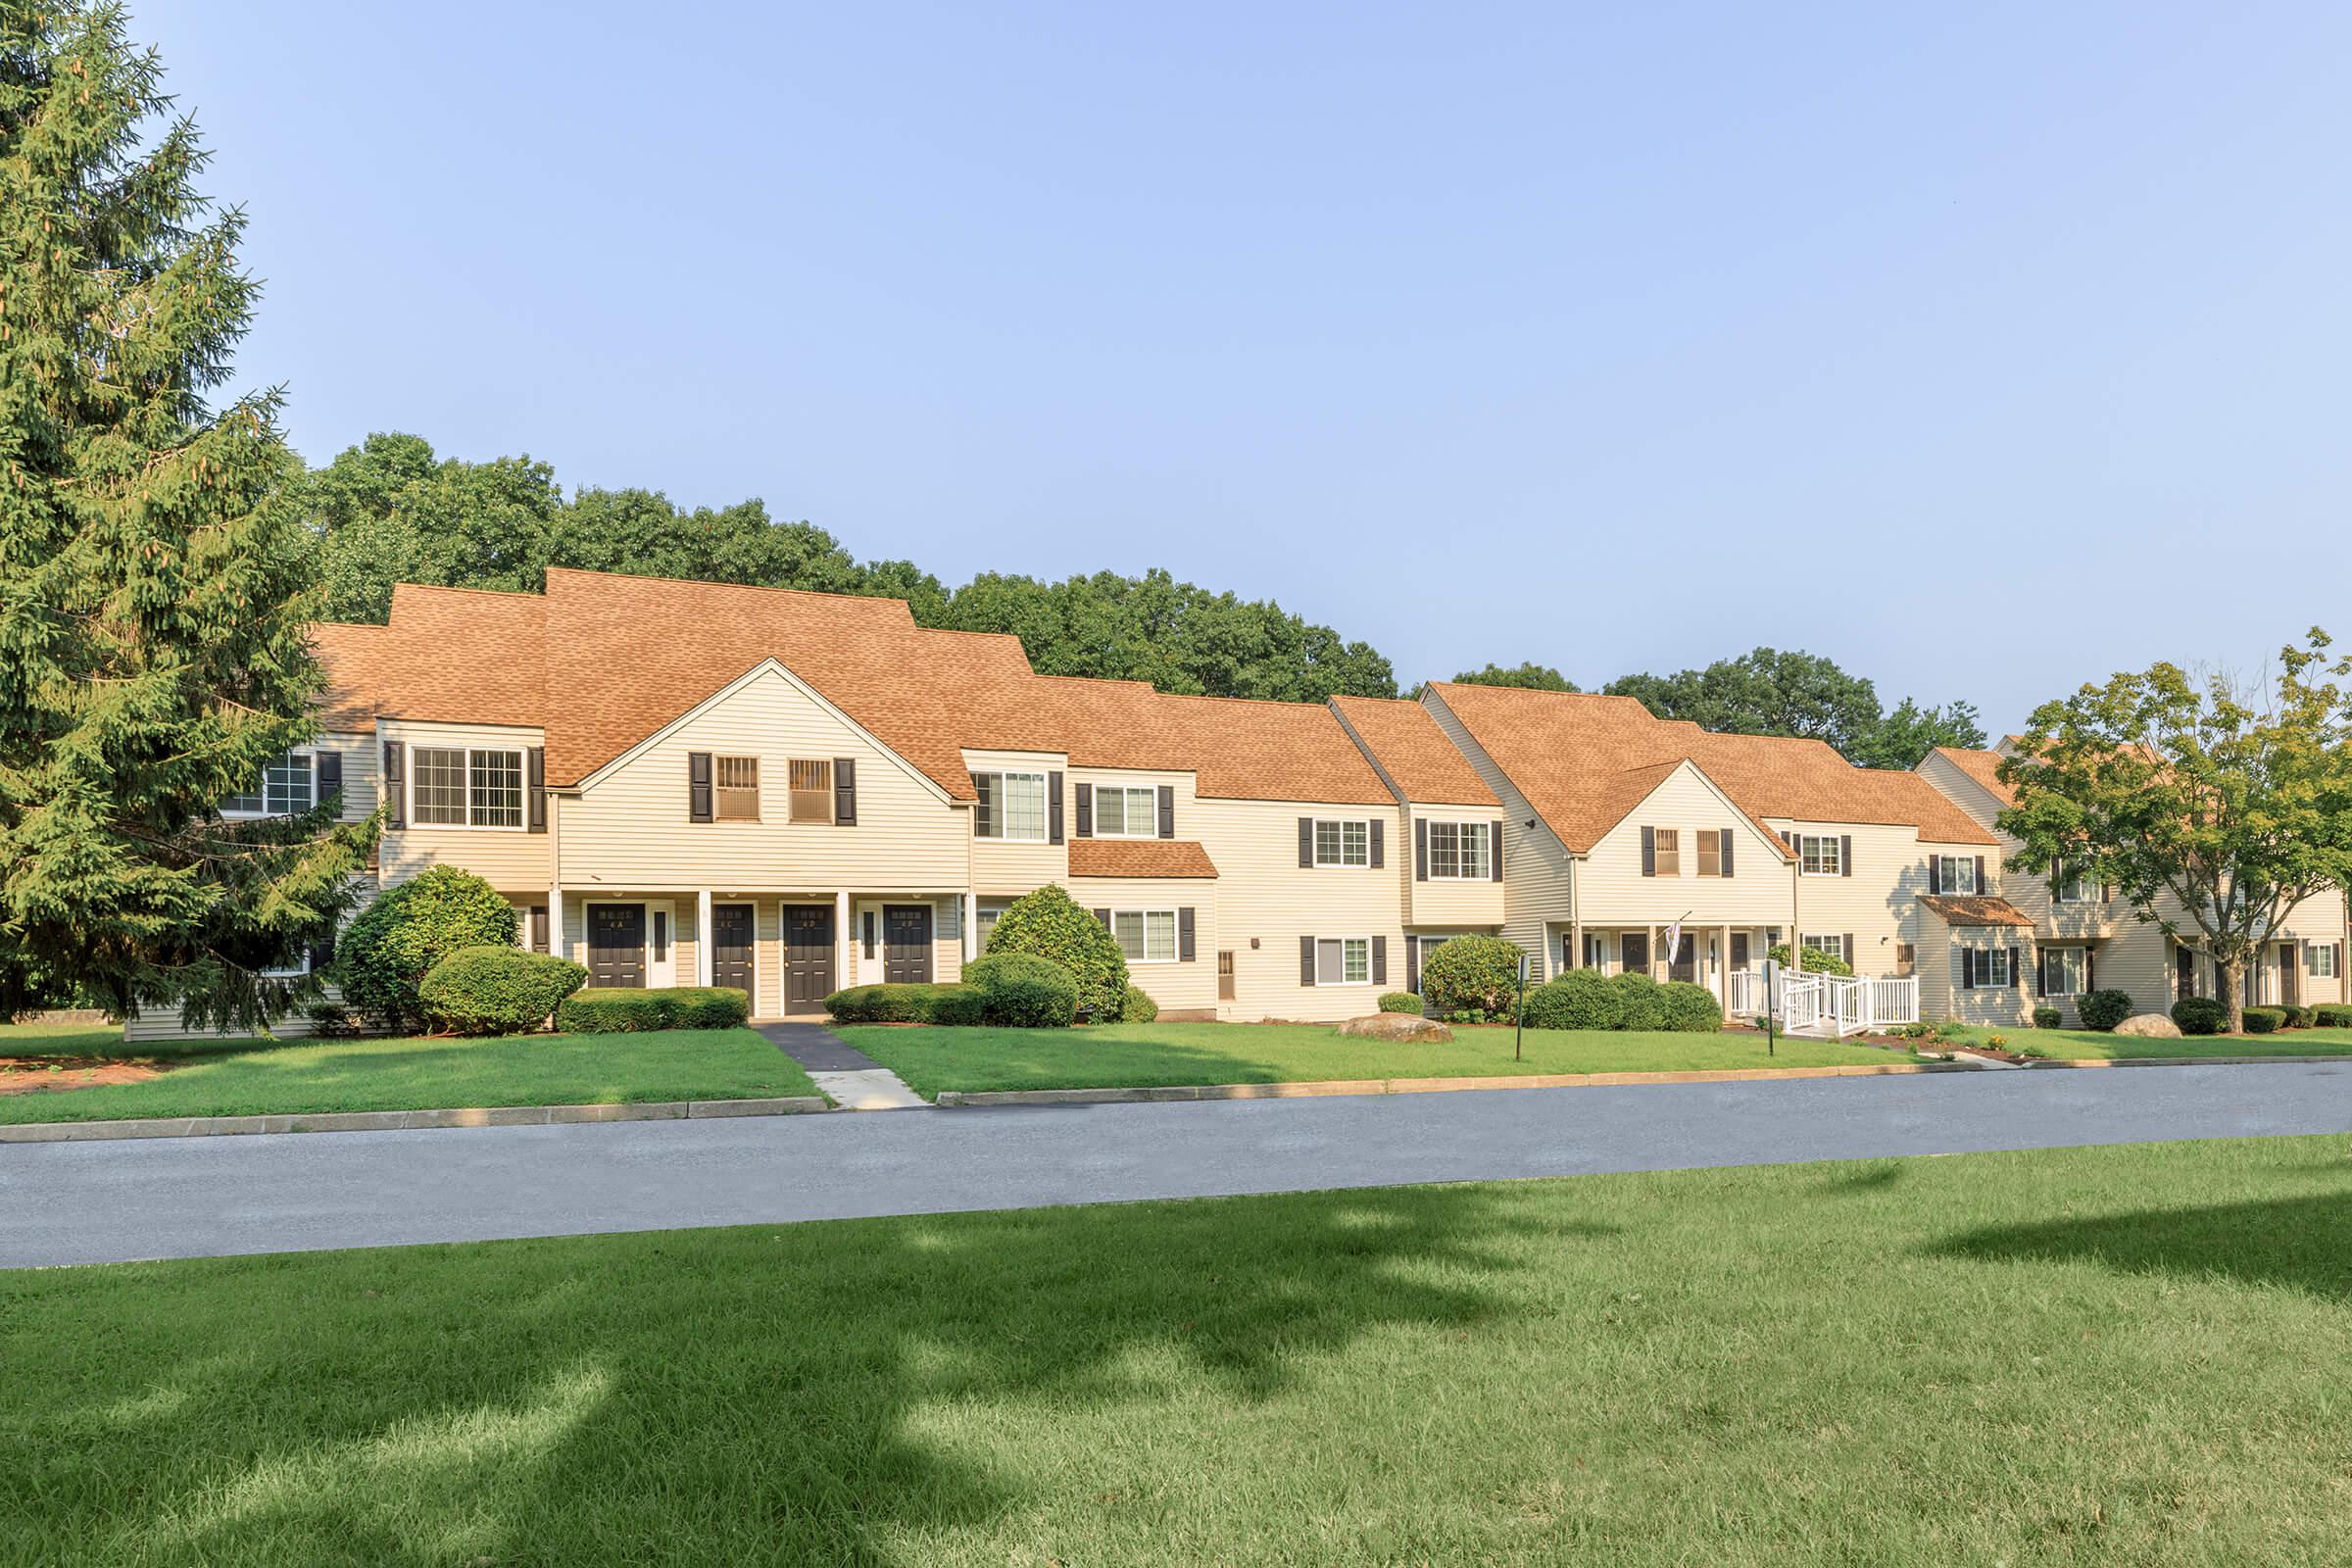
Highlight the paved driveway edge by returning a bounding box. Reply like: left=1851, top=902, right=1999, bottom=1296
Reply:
left=0, top=1096, right=832, bottom=1143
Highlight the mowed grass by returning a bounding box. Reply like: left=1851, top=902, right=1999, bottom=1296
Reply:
left=11, top=1137, right=2352, bottom=1565
left=0, top=1022, right=814, bottom=1123
left=837, top=1019, right=1904, bottom=1098
left=1952, top=1023, right=2352, bottom=1060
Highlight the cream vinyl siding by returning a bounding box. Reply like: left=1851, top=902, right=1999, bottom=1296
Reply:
left=558, top=665, right=967, bottom=891
left=1188, top=795, right=1404, bottom=1022
left=378, top=719, right=552, bottom=893
left=1420, top=692, right=1575, bottom=977
left=1944, top=927, right=2034, bottom=1027
left=1405, top=808, right=1506, bottom=928
left=839, top=896, right=965, bottom=990
left=967, top=749, right=1073, bottom=896
left=1069, top=876, right=1218, bottom=1016
left=1578, top=767, right=1792, bottom=934
left=1770, top=820, right=1935, bottom=982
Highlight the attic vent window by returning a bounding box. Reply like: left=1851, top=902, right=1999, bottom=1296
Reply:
left=715, top=757, right=760, bottom=821
left=787, top=760, right=832, bottom=823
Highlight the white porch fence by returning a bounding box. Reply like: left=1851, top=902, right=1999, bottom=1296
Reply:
left=1725, top=968, right=1919, bottom=1037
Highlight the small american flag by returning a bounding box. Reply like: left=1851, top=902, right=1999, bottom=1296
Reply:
left=1662, top=919, right=1683, bottom=968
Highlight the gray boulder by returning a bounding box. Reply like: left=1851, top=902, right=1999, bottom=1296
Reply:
left=1337, top=1013, right=1454, bottom=1044
left=2111, top=1012, right=2183, bottom=1039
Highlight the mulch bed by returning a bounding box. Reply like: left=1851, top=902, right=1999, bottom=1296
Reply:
left=0, top=1055, right=172, bottom=1095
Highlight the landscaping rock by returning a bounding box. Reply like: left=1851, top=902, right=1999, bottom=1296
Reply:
left=2112, top=1012, right=2184, bottom=1040
left=1337, top=1013, right=1453, bottom=1044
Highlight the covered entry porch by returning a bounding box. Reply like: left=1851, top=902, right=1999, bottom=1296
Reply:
left=1563, top=923, right=1783, bottom=1002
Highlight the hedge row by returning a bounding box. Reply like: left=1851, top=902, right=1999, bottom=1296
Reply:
left=555, top=986, right=751, bottom=1033
left=1519, top=970, right=1722, bottom=1033
left=823, top=982, right=984, bottom=1026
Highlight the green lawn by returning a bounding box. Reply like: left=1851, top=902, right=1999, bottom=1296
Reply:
left=9, top=1137, right=2352, bottom=1564
left=1951, top=1023, right=2352, bottom=1061
left=836, top=1019, right=1908, bottom=1098
left=0, top=1022, right=815, bottom=1123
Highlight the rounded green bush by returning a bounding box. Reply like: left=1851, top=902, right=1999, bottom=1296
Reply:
left=2171, top=997, right=2228, bottom=1036
left=334, top=867, right=519, bottom=1032
left=1377, top=991, right=1424, bottom=1015
left=925, top=985, right=987, bottom=1026
left=2316, top=1005, right=2352, bottom=1029
left=822, top=984, right=942, bottom=1023
left=2282, top=1004, right=2311, bottom=1029
left=963, top=952, right=1079, bottom=1028
left=2076, top=989, right=2133, bottom=1032
left=1608, top=970, right=1667, bottom=1030
left=2242, top=1005, right=2285, bottom=1035
left=1419, top=936, right=1523, bottom=1019
left=984, top=885, right=1130, bottom=1019
left=554, top=986, right=749, bottom=1033
left=1658, top=980, right=1723, bottom=1033
left=1519, top=970, right=1624, bottom=1031
left=1119, top=984, right=1159, bottom=1023
left=417, top=946, right=586, bottom=1036
left=2032, top=1005, right=2062, bottom=1030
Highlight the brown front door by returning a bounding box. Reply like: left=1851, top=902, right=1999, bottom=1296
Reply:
left=1667, top=932, right=1697, bottom=983
left=2177, top=945, right=2197, bottom=1002
left=1619, top=931, right=1650, bottom=977
left=783, top=906, right=835, bottom=1014
left=883, top=905, right=934, bottom=984
left=712, top=904, right=756, bottom=1000
left=588, top=904, right=646, bottom=989
left=2280, top=943, right=2299, bottom=1006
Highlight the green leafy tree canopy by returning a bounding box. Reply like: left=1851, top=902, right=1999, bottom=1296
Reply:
left=982, top=884, right=1130, bottom=1020
left=1605, top=648, right=1981, bottom=769
left=1449, top=662, right=1579, bottom=692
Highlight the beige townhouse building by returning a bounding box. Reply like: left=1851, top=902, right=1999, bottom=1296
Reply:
left=1916, top=741, right=2348, bottom=1024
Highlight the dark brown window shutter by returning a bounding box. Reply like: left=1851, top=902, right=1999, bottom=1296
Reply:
left=1298, top=817, right=1314, bottom=867
left=529, top=906, right=549, bottom=954
left=1491, top=821, right=1504, bottom=882
left=688, top=752, right=713, bottom=822
left=1177, top=907, right=1196, bottom=961
left=834, top=758, right=858, bottom=825
left=1406, top=937, right=1421, bottom=995
left=1092, top=907, right=1111, bottom=928
left=1719, top=827, right=1732, bottom=879
left=1840, top=835, right=1853, bottom=877
left=1156, top=785, right=1174, bottom=840
left=2084, top=948, right=2095, bottom=993
left=1047, top=771, right=1064, bottom=843
left=317, top=751, right=344, bottom=816
left=1641, top=825, right=1656, bottom=876
left=1841, top=934, right=1854, bottom=969
left=1975, top=855, right=1986, bottom=892
left=2035, top=950, right=2046, bottom=996
left=382, top=740, right=406, bottom=830
left=1414, top=818, right=1429, bottom=881
left=1960, top=949, right=1974, bottom=990
left=1928, top=857, right=1940, bottom=895
left=1369, top=817, right=1384, bottom=868
left=525, top=747, right=546, bottom=833
left=1300, top=935, right=1317, bottom=985
left=2009, top=945, right=2024, bottom=989
left=1074, top=782, right=1093, bottom=837
left=307, top=921, right=337, bottom=976
left=1371, top=936, right=1388, bottom=987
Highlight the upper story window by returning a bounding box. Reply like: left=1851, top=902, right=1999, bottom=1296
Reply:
left=1314, top=818, right=1370, bottom=867
left=715, top=757, right=761, bottom=821
left=221, top=752, right=315, bottom=817
left=1110, top=909, right=1179, bottom=963
left=2052, top=863, right=2094, bottom=903
left=414, top=746, right=523, bottom=829
left=974, top=770, right=1048, bottom=842
left=786, top=759, right=832, bottom=823
left=1652, top=827, right=1681, bottom=876
left=1426, top=820, right=1490, bottom=879
left=1696, top=828, right=1732, bottom=877
left=1094, top=785, right=1158, bottom=838
left=1799, top=834, right=1842, bottom=876
left=1936, top=855, right=1979, bottom=895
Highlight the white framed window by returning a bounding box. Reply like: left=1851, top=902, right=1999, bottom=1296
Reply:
left=1425, top=820, right=1491, bottom=879
left=1093, top=784, right=1159, bottom=838
left=1936, top=855, right=1978, bottom=895
left=974, top=770, right=1048, bottom=841
left=976, top=906, right=1004, bottom=942
left=1651, top=827, right=1682, bottom=876
left=786, top=759, right=831, bottom=823
left=2311, top=944, right=2340, bottom=980
left=2052, top=864, right=2094, bottom=904
left=221, top=752, right=316, bottom=818
left=1971, top=947, right=2012, bottom=987
left=715, top=756, right=761, bottom=821
left=1313, top=818, right=1370, bottom=867
left=260, top=952, right=312, bottom=979
left=2042, top=946, right=2086, bottom=997
left=413, top=746, right=524, bottom=828
left=1799, top=835, right=1842, bottom=876
left=1800, top=934, right=1850, bottom=964
left=1110, top=908, right=1179, bottom=963
left=1314, top=936, right=1371, bottom=985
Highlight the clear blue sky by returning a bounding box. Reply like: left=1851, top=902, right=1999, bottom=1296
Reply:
left=139, top=1, right=2352, bottom=732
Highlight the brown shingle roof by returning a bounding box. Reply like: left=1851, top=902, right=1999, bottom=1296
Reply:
left=1329, top=696, right=1498, bottom=808
left=1067, top=840, right=1220, bottom=879
left=1918, top=894, right=2035, bottom=928
left=311, top=622, right=387, bottom=732
left=309, top=586, right=546, bottom=734
left=1427, top=683, right=1997, bottom=853
left=1931, top=746, right=2015, bottom=808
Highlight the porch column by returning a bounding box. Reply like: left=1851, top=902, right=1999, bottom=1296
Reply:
left=696, top=889, right=713, bottom=987
left=963, top=891, right=978, bottom=961
left=1568, top=919, right=1583, bottom=973
left=1719, top=923, right=1732, bottom=999
left=835, top=891, right=851, bottom=989
left=549, top=884, right=563, bottom=962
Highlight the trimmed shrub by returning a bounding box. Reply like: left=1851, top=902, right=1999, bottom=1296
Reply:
left=2282, top=1004, right=2311, bottom=1029
left=2317, top=1005, right=2352, bottom=1029
left=418, top=947, right=586, bottom=1036
left=984, top=885, right=1129, bottom=1020
left=334, top=867, right=519, bottom=1032
left=555, top=986, right=750, bottom=1033
left=2171, top=997, right=2228, bottom=1037
left=1659, top=980, right=1723, bottom=1033
left=2242, top=1006, right=2285, bottom=1036
left=963, top=952, right=1078, bottom=1028
left=1519, top=970, right=1624, bottom=1032
left=2076, top=989, right=2133, bottom=1032
left=2032, top=1006, right=2062, bottom=1030
left=1768, top=942, right=1853, bottom=978
left=1378, top=992, right=1425, bottom=1015
left=1420, top=936, right=1523, bottom=1019
left=1119, top=984, right=1159, bottom=1024
left=823, top=983, right=942, bottom=1024
left=1609, top=970, right=1667, bottom=1030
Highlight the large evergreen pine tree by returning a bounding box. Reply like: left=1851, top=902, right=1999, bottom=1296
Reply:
left=0, top=3, right=373, bottom=1028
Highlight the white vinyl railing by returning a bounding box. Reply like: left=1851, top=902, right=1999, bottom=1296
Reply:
left=1726, top=969, right=1918, bottom=1036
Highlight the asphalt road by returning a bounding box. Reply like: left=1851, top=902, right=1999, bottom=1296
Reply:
left=11, top=1062, right=2352, bottom=1268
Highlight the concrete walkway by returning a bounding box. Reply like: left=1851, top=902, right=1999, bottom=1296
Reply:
left=7, top=1060, right=2352, bottom=1268
left=753, top=1018, right=926, bottom=1110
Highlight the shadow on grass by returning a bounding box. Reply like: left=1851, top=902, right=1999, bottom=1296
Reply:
left=10, top=1185, right=1600, bottom=1566
left=1934, top=1191, right=2352, bottom=1299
